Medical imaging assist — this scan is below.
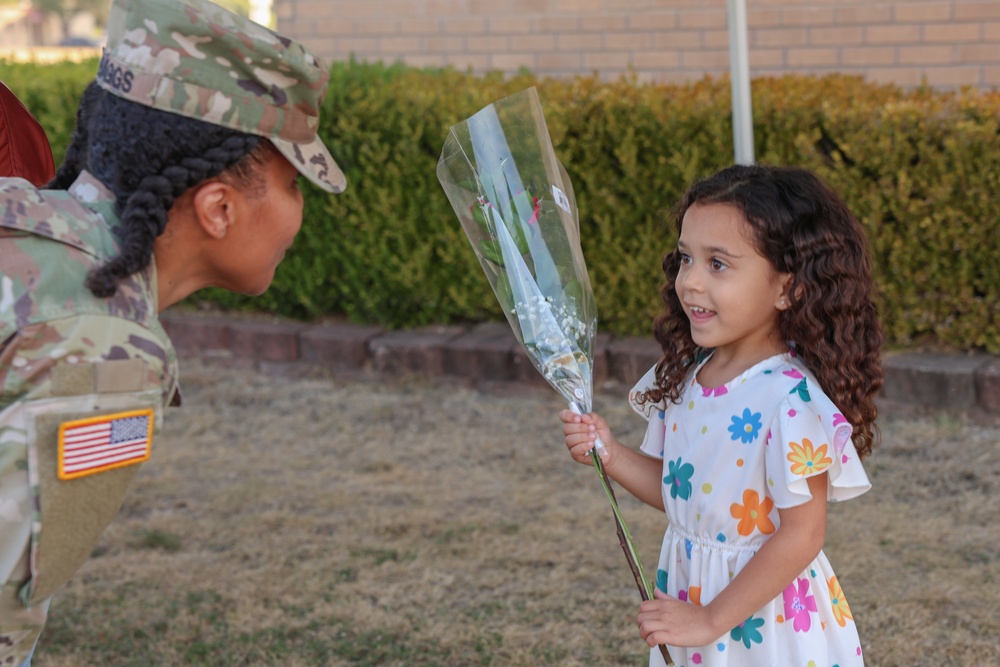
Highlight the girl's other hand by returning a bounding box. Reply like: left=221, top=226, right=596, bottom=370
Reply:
left=559, top=409, right=614, bottom=465
left=637, top=588, right=723, bottom=649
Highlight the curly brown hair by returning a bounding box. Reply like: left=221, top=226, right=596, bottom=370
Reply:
left=640, top=164, right=884, bottom=458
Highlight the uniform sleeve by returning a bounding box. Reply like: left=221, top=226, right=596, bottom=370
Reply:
left=628, top=364, right=667, bottom=459
left=763, top=380, right=871, bottom=509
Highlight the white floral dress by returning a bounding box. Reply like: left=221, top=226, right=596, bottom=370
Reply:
left=629, top=353, right=870, bottom=667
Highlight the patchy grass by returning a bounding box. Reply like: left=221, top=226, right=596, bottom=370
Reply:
left=34, top=360, right=1000, bottom=666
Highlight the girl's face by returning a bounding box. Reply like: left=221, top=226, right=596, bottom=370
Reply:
left=216, top=150, right=305, bottom=296
left=674, top=202, right=790, bottom=363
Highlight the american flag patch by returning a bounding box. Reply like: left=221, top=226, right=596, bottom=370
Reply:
left=57, top=409, right=154, bottom=480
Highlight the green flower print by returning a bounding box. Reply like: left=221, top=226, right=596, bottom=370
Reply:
left=656, top=568, right=668, bottom=593
left=730, top=614, right=765, bottom=649
left=664, top=457, right=695, bottom=500
left=789, top=377, right=811, bottom=402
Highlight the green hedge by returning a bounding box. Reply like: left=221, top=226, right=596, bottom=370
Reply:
left=2, top=58, right=998, bottom=352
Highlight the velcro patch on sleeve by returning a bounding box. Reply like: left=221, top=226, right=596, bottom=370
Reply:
left=57, top=409, right=154, bottom=480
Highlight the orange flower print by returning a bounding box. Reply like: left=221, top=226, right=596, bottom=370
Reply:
left=786, top=438, right=833, bottom=477
left=730, top=489, right=775, bottom=536
left=828, top=576, right=853, bottom=627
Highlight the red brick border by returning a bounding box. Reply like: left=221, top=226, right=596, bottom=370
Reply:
left=160, top=309, right=999, bottom=416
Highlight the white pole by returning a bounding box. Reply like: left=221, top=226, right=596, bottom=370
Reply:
left=727, top=0, right=754, bottom=165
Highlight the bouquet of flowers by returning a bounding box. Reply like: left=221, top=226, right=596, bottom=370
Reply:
left=437, top=87, right=671, bottom=665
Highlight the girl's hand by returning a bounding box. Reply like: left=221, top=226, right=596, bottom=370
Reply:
left=558, top=409, right=615, bottom=466
left=637, top=589, right=723, bottom=649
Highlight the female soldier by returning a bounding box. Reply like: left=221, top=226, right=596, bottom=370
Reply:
left=0, top=0, right=346, bottom=662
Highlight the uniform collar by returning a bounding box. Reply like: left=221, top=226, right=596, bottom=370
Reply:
left=68, top=170, right=115, bottom=204
left=67, top=171, right=120, bottom=243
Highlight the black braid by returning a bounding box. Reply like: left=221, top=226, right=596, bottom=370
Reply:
left=46, top=81, right=105, bottom=190
left=74, top=89, right=264, bottom=298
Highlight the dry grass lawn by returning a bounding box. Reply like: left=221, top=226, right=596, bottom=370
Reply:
left=33, top=359, right=999, bottom=666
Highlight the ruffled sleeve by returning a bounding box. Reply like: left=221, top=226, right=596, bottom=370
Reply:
left=763, top=377, right=871, bottom=508
left=628, top=364, right=667, bottom=459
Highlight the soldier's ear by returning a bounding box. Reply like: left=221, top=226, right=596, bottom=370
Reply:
left=190, top=180, right=236, bottom=240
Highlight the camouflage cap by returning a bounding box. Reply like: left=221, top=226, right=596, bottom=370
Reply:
left=97, top=0, right=345, bottom=193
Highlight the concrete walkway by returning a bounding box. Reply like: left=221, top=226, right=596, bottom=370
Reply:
left=160, top=309, right=1000, bottom=419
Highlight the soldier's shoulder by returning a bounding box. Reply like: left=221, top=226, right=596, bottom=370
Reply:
left=0, top=179, right=105, bottom=258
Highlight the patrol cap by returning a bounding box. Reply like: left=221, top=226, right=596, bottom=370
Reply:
left=96, top=0, right=346, bottom=193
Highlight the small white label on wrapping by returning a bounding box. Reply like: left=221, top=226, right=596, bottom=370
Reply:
left=552, top=185, right=571, bottom=213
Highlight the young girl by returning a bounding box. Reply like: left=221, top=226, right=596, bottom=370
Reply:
left=0, top=0, right=345, bottom=663
left=561, top=164, right=883, bottom=666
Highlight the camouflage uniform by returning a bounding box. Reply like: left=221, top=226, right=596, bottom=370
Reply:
left=0, top=172, right=177, bottom=663
left=0, top=0, right=345, bottom=662
left=98, top=0, right=345, bottom=195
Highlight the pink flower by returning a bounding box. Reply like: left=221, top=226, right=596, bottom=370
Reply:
left=701, top=386, right=728, bottom=398
left=782, top=577, right=817, bottom=632
left=783, top=369, right=804, bottom=379
left=527, top=196, right=540, bottom=225
left=832, top=413, right=848, bottom=427
left=513, top=190, right=542, bottom=225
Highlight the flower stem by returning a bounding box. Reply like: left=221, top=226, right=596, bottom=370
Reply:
left=590, top=449, right=673, bottom=665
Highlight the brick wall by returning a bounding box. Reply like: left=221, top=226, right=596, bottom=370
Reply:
left=275, top=0, right=1000, bottom=88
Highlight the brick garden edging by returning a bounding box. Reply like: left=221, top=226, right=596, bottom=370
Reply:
left=160, top=309, right=1000, bottom=416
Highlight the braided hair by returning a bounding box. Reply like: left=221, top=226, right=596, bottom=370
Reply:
left=50, top=82, right=271, bottom=298
left=46, top=82, right=105, bottom=191
left=640, top=165, right=884, bottom=458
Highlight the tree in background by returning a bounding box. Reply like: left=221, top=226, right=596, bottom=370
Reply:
left=30, top=0, right=255, bottom=40
left=31, top=0, right=107, bottom=37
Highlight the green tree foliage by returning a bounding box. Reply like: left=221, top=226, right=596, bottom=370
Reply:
left=29, top=0, right=249, bottom=33
left=32, top=0, right=109, bottom=32
left=211, top=0, right=250, bottom=17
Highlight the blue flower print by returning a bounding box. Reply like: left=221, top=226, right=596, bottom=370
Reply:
left=727, top=408, right=763, bottom=444
left=730, top=614, right=765, bottom=649
left=664, top=457, right=695, bottom=500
